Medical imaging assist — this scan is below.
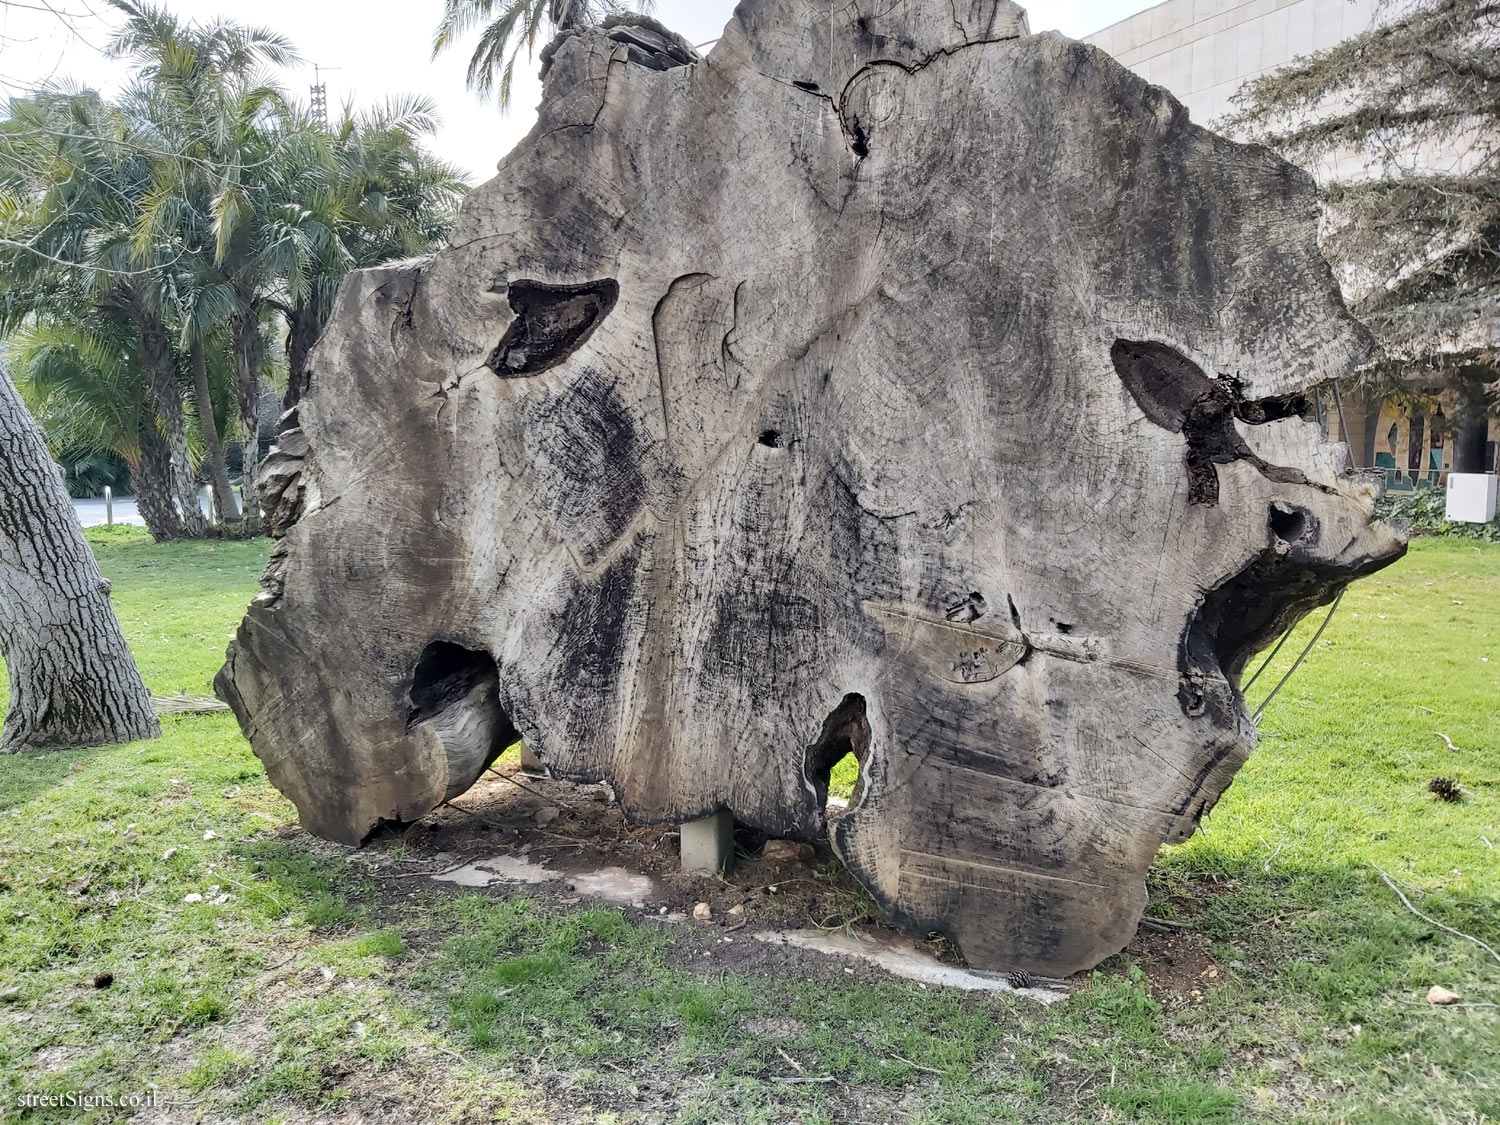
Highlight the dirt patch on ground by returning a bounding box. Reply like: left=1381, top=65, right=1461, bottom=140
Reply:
left=357, top=760, right=889, bottom=943
left=1128, top=925, right=1221, bottom=999
left=1120, top=874, right=1236, bottom=1001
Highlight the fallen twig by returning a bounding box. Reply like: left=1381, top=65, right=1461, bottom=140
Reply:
left=1375, top=867, right=1500, bottom=969
left=372, top=858, right=481, bottom=879
left=440, top=801, right=513, bottom=831
left=487, top=767, right=571, bottom=809
left=1434, top=731, right=1462, bottom=753
left=776, top=1046, right=805, bottom=1075
left=771, top=1075, right=835, bottom=1084
left=1401, top=1000, right=1499, bottom=1009
left=1139, top=916, right=1196, bottom=932
left=891, top=1055, right=944, bottom=1075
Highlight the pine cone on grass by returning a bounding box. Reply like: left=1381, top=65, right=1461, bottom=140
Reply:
left=1428, top=777, right=1462, bottom=803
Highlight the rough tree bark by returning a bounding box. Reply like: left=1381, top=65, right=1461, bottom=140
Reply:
left=131, top=418, right=187, bottom=542
left=0, top=366, right=160, bottom=752
left=189, top=338, right=241, bottom=524
left=281, top=301, right=323, bottom=413
left=135, top=303, right=209, bottom=538
left=231, top=311, right=265, bottom=535
left=218, top=1, right=1407, bottom=974
left=1451, top=367, right=1494, bottom=473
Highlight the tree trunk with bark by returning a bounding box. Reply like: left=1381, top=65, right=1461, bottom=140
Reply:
left=189, top=338, right=241, bottom=525
left=1451, top=366, right=1494, bottom=473
left=135, top=305, right=209, bottom=537
left=217, top=2, right=1407, bottom=975
left=232, top=310, right=265, bottom=534
left=281, top=301, right=323, bottom=414
left=0, top=366, right=160, bottom=752
left=130, top=418, right=186, bottom=542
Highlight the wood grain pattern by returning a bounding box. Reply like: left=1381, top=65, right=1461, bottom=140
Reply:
left=216, top=1, right=1407, bottom=974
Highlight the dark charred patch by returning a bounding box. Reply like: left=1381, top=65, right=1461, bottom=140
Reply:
left=946, top=591, right=988, bottom=623
left=487, top=279, right=619, bottom=377
left=522, top=371, right=649, bottom=564
left=793, top=79, right=820, bottom=92
left=1175, top=539, right=1399, bottom=723
left=548, top=552, right=639, bottom=749
left=848, top=116, right=870, bottom=159
left=1110, top=339, right=1325, bottom=506
left=705, top=587, right=822, bottom=681
left=758, top=428, right=783, bottom=448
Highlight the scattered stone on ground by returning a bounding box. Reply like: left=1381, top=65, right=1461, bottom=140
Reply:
left=693, top=902, right=712, bottom=921
left=1427, top=985, right=1461, bottom=1005
left=762, top=839, right=815, bottom=863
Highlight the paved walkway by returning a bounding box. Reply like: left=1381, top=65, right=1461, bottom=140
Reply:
left=73, top=494, right=144, bottom=528
left=72, top=488, right=228, bottom=528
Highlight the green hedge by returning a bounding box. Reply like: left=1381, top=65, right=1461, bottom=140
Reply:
left=1376, top=487, right=1500, bottom=542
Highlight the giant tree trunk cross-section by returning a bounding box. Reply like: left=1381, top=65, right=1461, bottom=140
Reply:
left=218, top=0, right=1407, bottom=975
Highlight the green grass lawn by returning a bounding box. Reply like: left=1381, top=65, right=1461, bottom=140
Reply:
left=0, top=528, right=1495, bottom=1123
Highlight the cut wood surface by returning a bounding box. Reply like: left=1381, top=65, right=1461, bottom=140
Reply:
left=218, top=0, right=1407, bottom=974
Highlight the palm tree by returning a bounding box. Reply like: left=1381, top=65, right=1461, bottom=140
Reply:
left=432, top=0, right=653, bottom=107
left=108, top=0, right=298, bottom=533
left=181, top=299, right=241, bottom=524
left=0, top=88, right=208, bottom=537
left=4, top=3, right=468, bottom=540
left=271, top=96, right=467, bottom=409
left=8, top=313, right=187, bottom=540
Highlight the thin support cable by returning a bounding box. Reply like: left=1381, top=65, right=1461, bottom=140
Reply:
left=1253, top=589, right=1345, bottom=723
left=1242, top=624, right=1295, bottom=694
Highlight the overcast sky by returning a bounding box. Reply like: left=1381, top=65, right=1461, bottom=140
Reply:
left=0, top=0, right=1156, bottom=183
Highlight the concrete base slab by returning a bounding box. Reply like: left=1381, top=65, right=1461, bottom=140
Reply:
left=518, top=742, right=545, bottom=775
left=679, top=809, right=734, bottom=875
left=432, top=855, right=658, bottom=905
left=752, top=927, right=1069, bottom=1002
